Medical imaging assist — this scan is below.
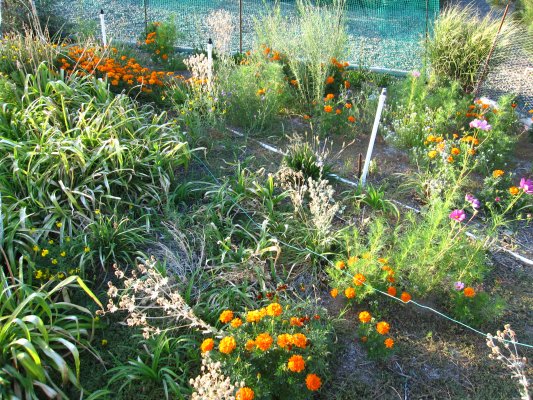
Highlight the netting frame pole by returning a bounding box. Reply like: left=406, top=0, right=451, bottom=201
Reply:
left=424, top=0, right=429, bottom=71
left=239, top=0, right=243, bottom=54
left=473, top=0, right=511, bottom=97
left=143, top=0, right=148, bottom=36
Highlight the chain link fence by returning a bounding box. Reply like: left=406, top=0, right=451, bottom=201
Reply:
left=474, top=3, right=533, bottom=112
left=32, top=0, right=439, bottom=71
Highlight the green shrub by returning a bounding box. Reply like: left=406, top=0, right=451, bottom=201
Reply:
left=140, top=18, right=182, bottom=65
left=282, top=134, right=333, bottom=180
left=427, top=5, right=518, bottom=92
left=449, top=287, right=505, bottom=326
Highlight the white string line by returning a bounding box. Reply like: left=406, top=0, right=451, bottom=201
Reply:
left=226, top=127, right=533, bottom=267
left=191, top=153, right=533, bottom=350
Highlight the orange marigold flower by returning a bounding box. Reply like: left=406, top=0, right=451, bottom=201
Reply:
left=376, top=321, right=390, bottom=335
left=266, top=303, right=283, bottom=317
left=219, top=336, right=237, bottom=354
left=330, top=288, right=339, bottom=298
left=292, top=333, right=307, bottom=349
left=347, top=256, right=358, bottom=266
left=464, top=287, right=476, bottom=297
left=353, top=273, right=366, bottom=286
left=325, top=93, right=335, bottom=101
left=447, top=156, right=454, bottom=163
left=345, top=103, right=352, bottom=109
left=287, top=354, right=305, bottom=372
left=335, top=260, right=345, bottom=269
left=492, top=170, right=504, bottom=178
left=451, top=148, right=460, bottom=156
left=359, top=311, right=371, bottom=323
left=324, top=105, right=333, bottom=113
left=306, top=374, right=322, bottom=391
left=344, top=80, right=351, bottom=89
left=246, top=310, right=263, bottom=323
left=200, top=338, right=214, bottom=353
left=272, top=51, right=281, bottom=61
left=361, top=336, right=368, bottom=343
left=384, top=338, right=394, bottom=349
left=347, top=115, right=356, bottom=123
left=387, top=286, right=397, bottom=296
left=236, top=387, right=255, bottom=400
left=162, top=54, right=168, bottom=60
left=245, top=340, right=255, bottom=351
left=257, top=88, right=266, bottom=96
left=255, top=333, right=273, bottom=351
left=326, top=76, right=335, bottom=84
left=345, top=287, right=356, bottom=299
left=509, top=186, right=519, bottom=196
left=277, top=334, right=292, bottom=349
left=219, top=310, right=234, bottom=323
left=387, top=275, right=395, bottom=283
left=401, top=292, right=411, bottom=303
left=231, top=318, right=243, bottom=328
left=336, top=109, right=342, bottom=115
left=303, top=114, right=311, bottom=120
left=290, top=317, right=304, bottom=327
left=468, top=149, right=476, bottom=155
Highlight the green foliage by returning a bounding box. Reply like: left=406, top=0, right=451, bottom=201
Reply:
left=0, top=272, right=101, bottom=399
left=353, top=184, right=399, bottom=218
left=0, top=63, right=190, bottom=274
left=221, top=56, right=291, bottom=132
left=282, top=134, right=333, bottom=180
left=427, top=5, right=518, bottom=92
left=450, top=289, right=505, bottom=326
left=107, top=333, right=198, bottom=399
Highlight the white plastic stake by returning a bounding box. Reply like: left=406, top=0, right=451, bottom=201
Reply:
left=99, top=9, right=107, bottom=47
left=360, top=88, right=387, bottom=187
left=207, top=38, right=213, bottom=87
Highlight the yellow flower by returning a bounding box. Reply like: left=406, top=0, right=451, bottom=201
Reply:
left=84, top=246, right=90, bottom=253
left=219, top=336, right=237, bottom=354
left=509, top=186, right=519, bottom=196
left=219, top=310, right=234, bottom=324
left=428, top=150, right=437, bottom=159
left=492, top=170, right=504, bottom=178
left=230, top=318, right=243, bottom=328
left=35, top=270, right=43, bottom=279
left=347, top=256, right=358, bottom=267
left=48, top=239, right=54, bottom=244
left=95, top=209, right=101, bottom=215
left=51, top=258, right=58, bottom=265
left=41, top=249, right=49, bottom=257
left=101, top=339, right=108, bottom=346
left=266, top=303, right=283, bottom=317
left=56, top=222, right=62, bottom=228
left=65, top=237, right=71, bottom=243
left=60, top=251, right=66, bottom=257
left=33, top=245, right=39, bottom=252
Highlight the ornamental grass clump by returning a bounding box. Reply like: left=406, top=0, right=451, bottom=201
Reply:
left=255, top=0, right=348, bottom=107
left=427, top=5, right=519, bottom=92
left=198, top=302, right=332, bottom=399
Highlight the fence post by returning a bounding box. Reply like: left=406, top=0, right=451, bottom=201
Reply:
left=144, top=0, right=148, bottom=36
left=473, top=0, right=511, bottom=97
left=239, top=0, right=243, bottom=53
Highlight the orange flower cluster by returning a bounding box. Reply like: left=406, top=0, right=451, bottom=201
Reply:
left=236, top=387, right=255, bottom=400
left=287, top=354, right=305, bottom=372
left=219, top=336, right=237, bottom=354
left=255, top=333, right=274, bottom=351
left=220, top=310, right=234, bottom=323
left=463, top=287, right=476, bottom=298
left=59, top=45, right=176, bottom=93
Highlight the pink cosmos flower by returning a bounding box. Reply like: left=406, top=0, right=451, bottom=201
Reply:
left=469, top=119, right=492, bottom=131
left=454, top=281, right=465, bottom=291
left=449, top=209, right=466, bottom=222
left=411, top=70, right=421, bottom=78
left=519, top=178, right=533, bottom=194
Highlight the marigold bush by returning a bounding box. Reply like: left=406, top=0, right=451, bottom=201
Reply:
left=199, top=301, right=332, bottom=399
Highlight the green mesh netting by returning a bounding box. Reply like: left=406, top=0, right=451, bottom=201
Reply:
left=34, top=0, right=439, bottom=71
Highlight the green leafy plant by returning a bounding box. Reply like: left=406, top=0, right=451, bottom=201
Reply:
left=0, top=271, right=102, bottom=399
left=107, top=333, right=198, bottom=400
left=353, top=184, right=399, bottom=218
left=282, top=134, right=333, bottom=181
left=449, top=286, right=505, bottom=326
left=140, top=18, right=182, bottom=65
